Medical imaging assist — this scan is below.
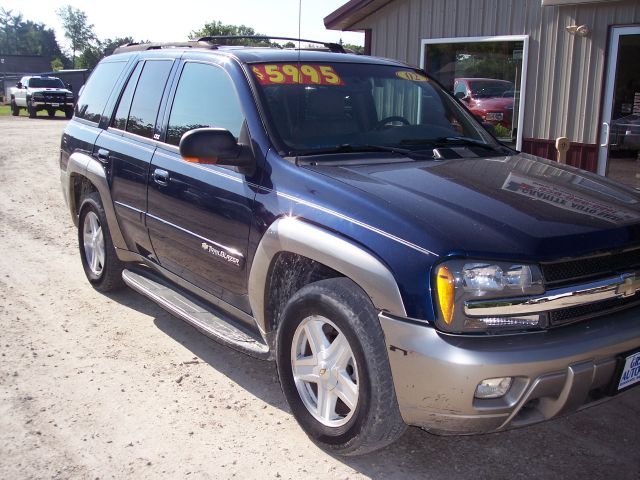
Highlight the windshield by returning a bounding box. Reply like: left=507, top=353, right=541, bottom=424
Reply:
left=251, top=62, right=501, bottom=157
left=28, top=77, right=65, bottom=89
left=468, top=80, right=513, bottom=99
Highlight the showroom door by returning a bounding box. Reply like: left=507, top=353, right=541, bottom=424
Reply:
left=598, top=26, right=640, bottom=190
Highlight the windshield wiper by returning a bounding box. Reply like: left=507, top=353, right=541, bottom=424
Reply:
left=295, top=144, right=423, bottom=157
left=434, top=136, right=500, bottom=149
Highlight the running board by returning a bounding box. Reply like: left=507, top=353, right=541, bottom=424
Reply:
left=122, top=269, right=270, bottom=359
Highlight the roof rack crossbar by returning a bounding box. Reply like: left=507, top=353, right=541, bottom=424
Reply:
left=113, top=41, right=218, bottom=54
left=195, top=35, right=346, bottom=53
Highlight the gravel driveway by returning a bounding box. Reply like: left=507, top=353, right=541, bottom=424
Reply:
left=0, top=116, right=638, bottom=480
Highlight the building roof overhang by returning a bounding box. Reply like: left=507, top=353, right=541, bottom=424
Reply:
left=324, top=0, right=396, bottom=31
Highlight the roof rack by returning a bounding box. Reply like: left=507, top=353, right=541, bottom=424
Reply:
left=196, top=36, right=346, bottom=53
left=113, top=41, right=216, bottom=54
left=113, top=36, right=347, bottom=55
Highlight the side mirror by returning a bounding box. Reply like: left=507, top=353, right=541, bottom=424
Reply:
left=455, top=91, right=468, bottom=101
left=16, top=82, right=23, bottom=89
left=66, top=83, right=73, bottom=92
left=179, top=128, right=255, bottom=175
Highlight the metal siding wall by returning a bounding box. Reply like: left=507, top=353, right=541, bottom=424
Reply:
left=353, top=0, right=640, bottom=144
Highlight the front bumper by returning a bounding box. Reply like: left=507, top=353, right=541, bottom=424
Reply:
left=379, top=308, right=640, bottom=434
left=32, top=100, right=74, bottom=108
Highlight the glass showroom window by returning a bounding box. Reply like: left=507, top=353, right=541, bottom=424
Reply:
left=421, top=36, right=528, bottom=149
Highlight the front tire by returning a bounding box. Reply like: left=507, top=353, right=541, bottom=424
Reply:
left=27, top=100, right=36, bottom=118
left=78, top=192, right=125, bottom=292
left=276, top=278, right=406, bottom=455
left=65, top=107, right=73, bottom=119
left=47, top=108, right=55, bottom=118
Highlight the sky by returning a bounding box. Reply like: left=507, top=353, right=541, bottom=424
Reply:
left=2, top=0, right=363, bottom=50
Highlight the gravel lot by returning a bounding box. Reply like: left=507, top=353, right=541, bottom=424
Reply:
left=0, top=116, right=639, bottom=480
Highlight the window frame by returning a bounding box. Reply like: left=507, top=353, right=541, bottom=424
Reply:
left=109, top=60, right=144, bottom=133
left=118, top=58, right=175, bottom=141
left=420, top=35, right=529, bottom=150
left=159, top=59, right=246, bottom=148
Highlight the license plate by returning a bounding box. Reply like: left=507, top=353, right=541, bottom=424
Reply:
left=485, top=112, right=503, bottom=121
left=51, top=103, right=60, bottom=107
left=617, top=351, right=640, bottom=391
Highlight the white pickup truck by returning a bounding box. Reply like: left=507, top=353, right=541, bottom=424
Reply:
left=10, top=76, right=74, bottom=118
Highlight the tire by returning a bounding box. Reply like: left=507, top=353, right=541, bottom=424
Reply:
left=276, top=277, right=406, bottom=456
left=65, top=107, right=73, bottom=119
left=78, top=192, right=125, bottom=292
left=10, top=100, right=19, bottom=116
left=27, top=100, right=36, bottom=118
left=47, top=108, right=55, bottom=118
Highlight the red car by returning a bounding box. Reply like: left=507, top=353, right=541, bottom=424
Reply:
left=454, top=78, right=515, bottom=129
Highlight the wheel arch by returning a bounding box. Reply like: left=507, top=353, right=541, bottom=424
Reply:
left=248, top=217, right=407, bottom=337
left=64, top=151, right=127, bottom=250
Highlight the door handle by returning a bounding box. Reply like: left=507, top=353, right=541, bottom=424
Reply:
left=97, top=148, right=110, bottom=163
left=152, top=168, right=170, bottom=186
left=600, top=122, right=610, bottom=147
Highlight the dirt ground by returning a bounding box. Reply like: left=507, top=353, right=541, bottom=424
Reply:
left=0, top=116, right=639, bottom=480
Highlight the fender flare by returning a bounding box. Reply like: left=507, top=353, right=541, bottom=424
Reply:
left=247, top=216, right=407, bottom=335
left=64, top=151, right=128, bottom=250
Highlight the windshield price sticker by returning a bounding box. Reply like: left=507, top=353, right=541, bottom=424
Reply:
left=251, top=64, right=344, bottom=86
left=396, top=71, right=428, bottom=82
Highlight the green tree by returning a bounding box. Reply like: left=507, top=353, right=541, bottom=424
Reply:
left=56, top=5, right=96, bottom=67
left=100, top=36, right=136, bottom=56
left=76, top=44, right=102, bottom=69
left=51, top=57, right=64, bottom=71
left=0, top=8, right=69, bottom=66
left=190, top=21, right=272, bottom=46
left=342, top=43, right=364, bottom=54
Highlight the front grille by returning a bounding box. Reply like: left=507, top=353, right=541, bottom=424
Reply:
left=549, top=295, right=640, bottom=326
left=42, top=93, right=66, bottom=102
left=541, top=248, right=640, bottom=287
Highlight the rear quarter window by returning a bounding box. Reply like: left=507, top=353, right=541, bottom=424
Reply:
left=75, top=61, right=127, bottom=123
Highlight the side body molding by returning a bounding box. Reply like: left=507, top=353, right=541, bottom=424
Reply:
left=248, top=216, right=407, bottom=335
left=62, top=151, right=128, bottom=251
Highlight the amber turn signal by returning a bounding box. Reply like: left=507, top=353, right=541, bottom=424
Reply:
left=436, top=265, right=455, bottom=324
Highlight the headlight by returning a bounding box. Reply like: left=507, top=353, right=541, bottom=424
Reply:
left=434, top=259, right=545, bottom=333
left=66, top=93, right=74, bottom=98
left=33, top=93, right=44, bottom=99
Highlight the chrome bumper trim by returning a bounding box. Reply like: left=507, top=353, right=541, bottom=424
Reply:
left=464, top=273, right=638, bottom=317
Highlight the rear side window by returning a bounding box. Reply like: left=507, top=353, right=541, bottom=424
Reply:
left=112, top=62, right=144, bottom=131
left=126, top=60, right=173, bottom=139
left=75, top=61, right=127, bottom=123
left=166, top=62, right=245, bottom=146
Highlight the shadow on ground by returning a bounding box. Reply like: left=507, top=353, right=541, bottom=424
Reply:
left=108, top=289, right=640, bottom=480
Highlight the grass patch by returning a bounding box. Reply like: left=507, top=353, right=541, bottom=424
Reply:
left=0, top=104, right=68, bottom=117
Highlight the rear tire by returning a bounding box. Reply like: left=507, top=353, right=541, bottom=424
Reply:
left=10, top=100, right=19, bottom=116
left=78, top=192, right=125, bottom=292
left=276, top=277, right=406, bottom=455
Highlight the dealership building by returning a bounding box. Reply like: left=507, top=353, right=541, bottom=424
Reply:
left=326, top=0, right=640, bottom=190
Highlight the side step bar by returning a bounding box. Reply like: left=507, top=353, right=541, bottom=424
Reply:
left=122, top=269, right=270, bottom=359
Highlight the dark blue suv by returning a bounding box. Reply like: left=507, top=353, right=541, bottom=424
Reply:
left=60, top=39, right=640, bottom=455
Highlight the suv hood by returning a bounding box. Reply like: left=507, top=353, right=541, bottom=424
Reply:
left=29, top=87, right=70, bottom=94
left=307, top=153, right=640, bottom=260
